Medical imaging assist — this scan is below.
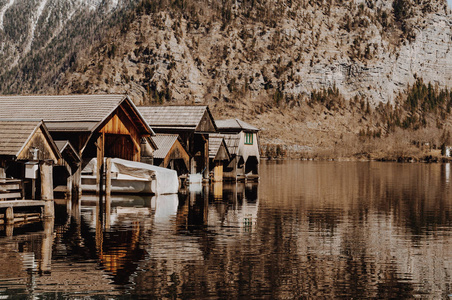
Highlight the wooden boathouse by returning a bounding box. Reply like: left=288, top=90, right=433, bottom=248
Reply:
left=150, top=134, right=190, bottom=176
left=0, top=120, right=61, bottom=225
left=0, top=95, right=156, bottom=194
left=138, top=106, right=217, bottom=180
left=215, top=119, right=260, bottom=181
left=208, top=135, right=231, bottom=182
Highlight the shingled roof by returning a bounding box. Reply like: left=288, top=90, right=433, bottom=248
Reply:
left=220, top=133, right=241, bottom=156
left=215, top=119, right=259, bottom=133
left=152, top=134, right=180, bottom=159
left=138, top=106, right=217, bottom=132
left=0, top=120, right=41, bottom=157
left=0, top=120, right=60, bottom=161
left=0, top=94, right=153, bottom=134
left=209, top=134, right=230, bottom=160
left=55, top=140, right=80, bottom=163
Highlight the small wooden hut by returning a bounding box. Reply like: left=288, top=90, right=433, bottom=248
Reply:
left=215, top=119, right=260, bottom=181
left=208, top=135, right=231, bottom=182
left=150, top=134, right=190, bottom=176
left=138, top=106, right=217, bottom=180
left=0, top=120, right=61, bottom=199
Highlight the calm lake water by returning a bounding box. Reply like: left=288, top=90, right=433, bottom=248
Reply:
left=1, top=161, right=452, bottom=298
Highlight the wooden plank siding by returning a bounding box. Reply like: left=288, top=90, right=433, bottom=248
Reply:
left=162, top=140, right=190, bottom=170
left=196, top=110, right=217, bottom=133
left=98, top=107, right=143, bottom=162
left=17, top=127, right=59, bottom=163
left=0, top=179, right=23, bottom=200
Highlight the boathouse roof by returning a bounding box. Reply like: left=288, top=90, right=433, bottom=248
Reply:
left=220, top=133, right=241, bottom=156
left=209, top=134, right=230, bottom=161
left=0, top=120, right=61, bottom=162
left=215, top=119, right=259, bottom=133
left=55, top=140, right=81, bottom=163
left=152, top=134, right=180, bottom=159
left=138, top=106, right=217, bottom=133
left=0, top=94, right=154, bottom=135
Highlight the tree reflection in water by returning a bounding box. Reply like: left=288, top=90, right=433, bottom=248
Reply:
left=0, top=161, right=452, bottom=298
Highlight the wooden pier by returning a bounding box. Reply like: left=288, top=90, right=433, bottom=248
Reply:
left=0, top=200, right=48, bottom=224
left=0, top=179, right=54, bottom=226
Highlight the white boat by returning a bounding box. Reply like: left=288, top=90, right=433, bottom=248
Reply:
left=81, top=158, right=179, bottom=195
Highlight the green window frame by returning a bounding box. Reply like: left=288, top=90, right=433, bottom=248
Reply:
left=245, top=132, right=253, bottom=145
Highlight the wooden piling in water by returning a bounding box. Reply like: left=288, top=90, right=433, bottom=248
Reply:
left=40, top=161, right=55, bottom=218
left=105, top=158, right=112, bottom=198
left=40, top=161, right=53, bottom=201
left=96, top=133, right=105, bottom=197
left=105, top=158, right=112, bottom=229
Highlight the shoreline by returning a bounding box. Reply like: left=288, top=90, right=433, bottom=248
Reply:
left=261, top=152, right=452, bottom=163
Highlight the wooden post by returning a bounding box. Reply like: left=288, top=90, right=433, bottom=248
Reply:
left=202, top=184, right=209, bottom=225
left=105, top=158, right=112, bottom=198
left=73, top=165, right=82, bottom=197
left=40, top=161, right=54, bottom=218
left=190, top=157, right=196, bottom=174
left=5, top=207, right=13, bottom=223
left=203, top=137, right=209, bottom=180
left=96, top=133, right=105, bottom=196
left=43, top=200, right=54, bottom=218
left=71, top=193, right=81, bottom=222
left=5, top=224, right=13, bottom=237
left=0, top=167, right=5, bottom=179
left=66, top=165, right=72, bottom=200
left=105, top=158, right=112, bottom=230
left=31, top=179, right=36, bottom=200
left=40, top=161, right=53, bottom=201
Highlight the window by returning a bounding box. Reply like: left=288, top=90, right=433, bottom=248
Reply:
left=245, top=132, right=253, bottom=145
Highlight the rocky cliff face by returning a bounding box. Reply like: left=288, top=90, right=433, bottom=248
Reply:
left=52, top=0, right=452, bottom=108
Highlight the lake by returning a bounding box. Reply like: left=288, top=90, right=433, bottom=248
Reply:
left=0, top=161, right=452, bottom=298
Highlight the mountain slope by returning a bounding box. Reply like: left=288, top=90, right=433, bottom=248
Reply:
left=55, top=0, right=452, bottom=105
left=0, top=0, right=140, bottom=93
left=1, top=0, right=452, bottom=158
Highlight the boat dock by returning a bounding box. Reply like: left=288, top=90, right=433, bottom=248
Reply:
left=0, top=179, right=53, bottom=226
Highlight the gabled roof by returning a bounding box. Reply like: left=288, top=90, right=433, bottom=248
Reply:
left=0, top=94, right=154, bottom=135
left=209, top=134, right=230, bottom=160
left=138, top=105, right=217, bottom=132
left=55, top=140, right=81, bottom=163
left=219, top=133, right=241, bottom=156
left=152, top=134, right=180, bottom=159
left=0, top=120, right=61, bottom=161
left=215, top=118, right=259, bottom=133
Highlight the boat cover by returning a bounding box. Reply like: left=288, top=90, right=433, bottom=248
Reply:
left=83, top=158, right=179, bottom=194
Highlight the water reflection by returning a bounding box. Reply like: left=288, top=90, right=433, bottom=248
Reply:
left=257, top=161, right=452, bottom=299
left=0, top=161, right=452, bottom=298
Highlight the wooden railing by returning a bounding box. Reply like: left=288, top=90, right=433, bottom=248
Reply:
left=0, top=179, right=23, bottom=200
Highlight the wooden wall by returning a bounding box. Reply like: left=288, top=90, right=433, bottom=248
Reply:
left=98, top=107, right=142, bottom=161
left=17, top=127, right=59, bottom=163
left=162, top=140, right=190, bottom=171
